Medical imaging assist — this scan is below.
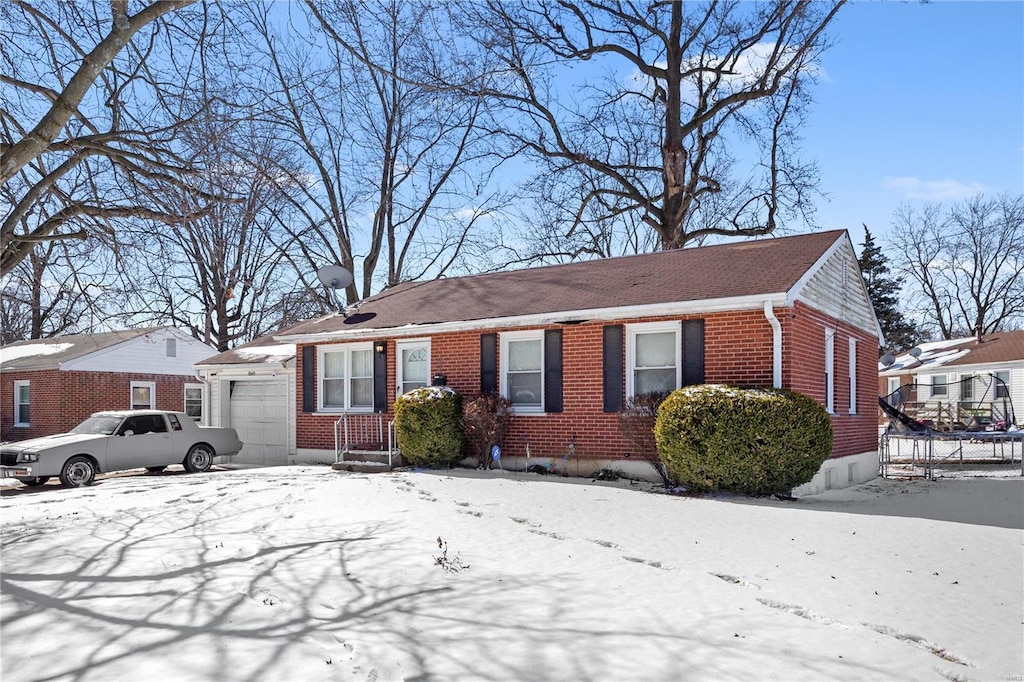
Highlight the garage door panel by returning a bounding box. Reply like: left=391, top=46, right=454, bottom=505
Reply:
left=229, top=380, right=289, bottom=466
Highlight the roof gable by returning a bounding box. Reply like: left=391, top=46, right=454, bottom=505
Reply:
left=1, top=327, right=215, bottom=373
left=280, top=230, right=851, bottom=340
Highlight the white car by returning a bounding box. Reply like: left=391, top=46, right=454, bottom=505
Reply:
left=0, top=410, right=243, bottom=488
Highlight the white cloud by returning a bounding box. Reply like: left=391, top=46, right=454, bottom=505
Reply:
left=882, top=177, right=989, bottom=201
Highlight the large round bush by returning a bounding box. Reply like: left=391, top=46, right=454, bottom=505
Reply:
left=393, top=386, right=465, bottom=467
left=655, top=384, right=832, bottom=495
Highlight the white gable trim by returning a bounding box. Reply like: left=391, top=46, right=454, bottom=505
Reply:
left=787, top=232, right=884, bottom=341
left=61, top=327, right=215, bottom=374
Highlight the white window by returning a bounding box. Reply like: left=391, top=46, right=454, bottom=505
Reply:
left=184, top=383, right=203, bottom=421
left=318, top=344, right=374, bottom=411
left=887, top=377, right=902, bottom=407
left=131, top=381, right=156, bottom=409
left=396, top=340, right=430, bottom=396
left=994, top=370, right=1010, bottom=399
left=960, top=374, right=975, bottom=402
left=166, top=338, right=177, bottom=357
left=930, top=374, right=947, bottom=398
left=824, top=329, right=835, bottom=413
left=14, top=380, right=29, bottom=427
left=626, top=321, right=681, bottom=398
left=847, top=337, right=857, bottom=415
left=501, top=331, right=544, bottom=412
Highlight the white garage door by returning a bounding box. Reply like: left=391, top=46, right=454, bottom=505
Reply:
left=228, top=380, right=289, bottom=466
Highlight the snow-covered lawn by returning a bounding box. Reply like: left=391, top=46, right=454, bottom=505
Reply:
left=1, top=467, right=1021, bottom=681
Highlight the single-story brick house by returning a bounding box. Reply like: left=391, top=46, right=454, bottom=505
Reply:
left=0, top=327, right=217, bottom=441
left=193, top=336, right=297, bottom=467
left=241, top=229, right=880, bottom=494
left=879, top=331, right=1023, bottom=430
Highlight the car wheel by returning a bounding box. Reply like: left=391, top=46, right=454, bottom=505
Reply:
left=145, top=466, right=166, bottom=474
left=183, top=444, right=214, bottom=473
left=17, top=476, right=50, bottom=487
left=59, top=456, right=96, bottom=487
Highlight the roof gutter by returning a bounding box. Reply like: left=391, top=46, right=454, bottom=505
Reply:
left=763, top=300, right=783, bottom=389
left=276, top=292, right=790, bottom=344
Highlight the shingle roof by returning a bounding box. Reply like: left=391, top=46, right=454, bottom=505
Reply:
left=195, top=335, right=296, bottom=367
left=879, top=330, right=1024, bottom=375
left=949, top=331, right=1024, bottom=366
left=0, top=328, right=165, bottom=371
left=280, top=230, right=845, bottom=339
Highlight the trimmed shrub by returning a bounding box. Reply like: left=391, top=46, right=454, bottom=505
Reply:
left=618, top=391, right=673, bottom=487
left=394, top=386, right=465, bottom=468
left=655, top=384, right=832, bottom=495
left=461, top=393, right=513, bottom=469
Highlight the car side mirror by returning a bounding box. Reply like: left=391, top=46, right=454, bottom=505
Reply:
left=121, top=429, right=134, bottom=437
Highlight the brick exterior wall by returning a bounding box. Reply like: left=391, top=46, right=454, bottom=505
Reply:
left=1, top=370, right=194, bottom=441
left=296, top=306, right=880, bottom=463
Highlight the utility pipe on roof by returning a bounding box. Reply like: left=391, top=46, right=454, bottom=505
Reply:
left=764, top=301, right=783, bottom=389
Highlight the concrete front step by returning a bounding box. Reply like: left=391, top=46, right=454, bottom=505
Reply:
left=331, top=461, right=392, bottom=473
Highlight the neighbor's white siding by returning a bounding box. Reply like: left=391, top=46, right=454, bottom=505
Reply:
left=62, top=328, right=216, bottom=375
left=796, top=244, right=878, bottom=337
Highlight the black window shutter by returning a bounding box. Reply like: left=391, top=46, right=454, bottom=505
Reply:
left=682, top=319, right=705, bottom=386
left=543, top=329, right=563, bottom=413
left=373, top=341, right=388, bottom=412
left=301, top=346, right=315, bottom=412
left=480, top=333, right=497, bottom=394
left=603, top=325, right=623, bottom=412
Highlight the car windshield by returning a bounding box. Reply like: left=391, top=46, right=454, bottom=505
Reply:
left=71, top=414, right=125, bottom=436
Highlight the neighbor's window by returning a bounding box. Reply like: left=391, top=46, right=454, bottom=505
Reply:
left=14, top=380, right=29, bottom=427
left=960, top=375, right=975, bottom=402
left=626, top=321, right=681, bottom=398
left=318, top=344, right=374, bottom=411
left=887, top=377, right=902, bottom=407
left=930, top=374, right=947, bottom=398
left=994, top=370, right=1010, bottom=399
left=166, top=338, right=177, bottom=357
left=130, top=381, right=156, bottom=409
left=184, top=384, right=203, bottom=421
left=397, top=340, right=430, bottom=395
left=501, top=331, right=543, bottom=411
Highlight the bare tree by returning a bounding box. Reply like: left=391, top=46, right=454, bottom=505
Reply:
left=115, top=102, right=297, bottom=351
left=445, top=0, right=844, bottom=255
left=0, top=237, right=119, bottom=342
left=891, top=194, right=1024, bottom=339
left=243, top=0, right=512, bottom=305
left=0, top=0, right=211, bottom=278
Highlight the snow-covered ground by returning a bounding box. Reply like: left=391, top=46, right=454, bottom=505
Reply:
left=1, top=466, right=1021, bottom=681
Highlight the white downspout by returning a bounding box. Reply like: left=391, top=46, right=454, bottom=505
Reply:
left=764, top=301, right=783, bottom=389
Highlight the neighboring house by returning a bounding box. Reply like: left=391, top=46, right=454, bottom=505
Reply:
left=260, top=229, right=881, bottom=495
left=1, top=328, right=217, bottom=442
left=879, top=331, right=1024, bottom=429
left=194, top=336, right=296, bottom=467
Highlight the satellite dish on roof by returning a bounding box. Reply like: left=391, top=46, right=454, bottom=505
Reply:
left=880, top=353, right=895, bottom=367
left=316, top=265, right=353, bottom=316
left=317, top=265, right=353, bottom=290
left=909, top=347, right=922, bottom=358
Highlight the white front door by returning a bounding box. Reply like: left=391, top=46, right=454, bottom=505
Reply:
left=396, top=340, right=430, bottom=396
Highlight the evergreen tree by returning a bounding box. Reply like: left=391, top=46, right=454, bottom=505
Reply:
left=858, top=226, right=923, bottom=352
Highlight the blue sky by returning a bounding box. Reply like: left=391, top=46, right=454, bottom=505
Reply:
left=802, top=0, right=1023, bottom=252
